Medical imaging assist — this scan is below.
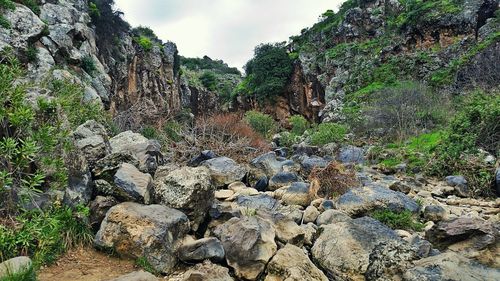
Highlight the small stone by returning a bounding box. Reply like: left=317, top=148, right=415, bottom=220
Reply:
left=303, top=206, right=320, bottom=224
left=228, top=182, right=246, bottom=192
left=395, top=229, right=412, bottom=239
left=423, top=205, right=447, bottom=221
left=215, top=190, right=234, bottom=200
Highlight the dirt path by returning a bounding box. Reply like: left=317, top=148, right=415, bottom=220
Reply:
left=38, top=247, right=137, bottom=281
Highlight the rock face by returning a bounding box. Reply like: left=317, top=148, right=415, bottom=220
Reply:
left=312, top=217, right=401, bottom=280
left=153, top=166, right=214, bottom=231
left=265, top=244, right=328, bottom=281
left=94, top=202, right=190, bottom=274
left=337, top=184, right=420, bottom=216
left=201, top=157, right=247, bottom=187
left=214, top=216, right=277, bottom=281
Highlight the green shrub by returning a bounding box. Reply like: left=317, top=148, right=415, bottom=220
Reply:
left=289, top=115, right=309, bottom=136
left=0, top=205, right=92, bottom=265
left=279, top=131, right=300, bottom=148
left=25, top=44, right=38, bottom=63
left=310, top=123, right=347, bottom=146
left=371, top=209, right=424, bottom=231
left=136, top=36, right=153, bottom=52
left=80, top=55, right=96, bottom=76
left=199, top=71, right=217, bottom=91
left=18, top=0, right=40, bottom=15
left=163, top=121, right=182, bottom=142
left=88, top=2, right=100, bottom=18
left=141, top=126, right=158, bottom=140
left=0, top=263, right=36, bottom=281
left=244, top=111, right=277, bottom=138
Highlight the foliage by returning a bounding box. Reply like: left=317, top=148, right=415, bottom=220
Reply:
left=140, top=126, right=159, bottom=140
left=0, top=205, right=92, bottom=265
left=371, top=209, right=424, bottom=231
left=135, top=36, right=153, bottom=52
left=244, top=111, right=277, bottom=138
left=393, top=0, right=462, bottom=29
left=17, top=0, right=40, bottom=15
left=163, top=121, right=182, bottom=142
left=0, top=0, right=15, bottom=29
left=80, top=55, right=96, bottom=76
left=181, top=56, right=240, bottom=75
left=199, top=71, right=217, bottom=91
left=279, top=131, right=300, bottom=148
left=289, top=115, right=309, bottom=136
left=241, top=43, right=293, bottom=103
left=132, top=26, right=159, bottom=41
left=0, top=263, right=36, bottom=281
left=310, top=123, right=347, bottom=146
left=135, top=257, right=158, bottom=275
left=25, top=44, right=38, bottom=63
left=88, top=2, right=100, bottom=18
left=309, top=162, right=358, bottom=199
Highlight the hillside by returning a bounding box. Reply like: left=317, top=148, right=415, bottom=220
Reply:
left=0, top=1, right=499, bottom=281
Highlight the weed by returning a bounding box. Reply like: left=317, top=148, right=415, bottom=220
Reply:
left=310, top=123, right=347, bottom=146
left=135, top=257, right=158, bottom=275
left=371, top=209, right=424, bottom=231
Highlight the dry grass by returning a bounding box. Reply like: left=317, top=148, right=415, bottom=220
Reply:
left=171, top=113, right=271, bottom=163
left=308, top=161, right=359, bottom=199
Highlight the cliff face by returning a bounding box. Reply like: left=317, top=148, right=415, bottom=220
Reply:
left=279, top=0, right=499, bottom=122
left=0, top=0, right=184, bottom=131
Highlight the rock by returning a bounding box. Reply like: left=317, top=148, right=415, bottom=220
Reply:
left=153, top=166, right=214, bottom=231
left=72, top=120, right=111, bottom=166
left=110, top=131, right=164, bottom=174
left=337, top=145, right=364, bottom=164
left=312, top=217, right=401, bottom=279
left=113, top=163, right=153, bottom=204
left=292, top=144, right=320, bottom=156
left=445, top=175, right=469, bottom=197
left=214, top=216, right=277, bottom=280
left=228, top=182, right=246, bottom=193
left=301, top=223, right=318, bottom=246
left=93, top=152, right=140, bottom=180
left=319, top=200, right=335, bottom=211
left=254, top=176, right=268, bottom=192
left=425, top=217, right=498, bottom=250
left=107, top=271, right=158, bottom=281
left=337, top=184, right=420, bottom=216
left=268, top=172, right=299, bottom=191
left=303, top=206, right=320, bottom=223
left=0, top=4, right=45, bottom=50
left=89, top=196, right=119, bottom=231
left=495, top=168, right=500, bottom=195
left=409, top=235, right=437, bottom=258
left=265, top=244, right=328, bottom=281
left=316, top=209, right=352, bottom=226
left=365, top=240, right=419, bottom=281
left=236, top=194, right=280, bottom=212
left=215, top=190, right=234, bottom=200
left=250, top=152, right=290, bottom=177
left=179, top=261, right=234, bottom=281
left=94, top=202, right=189, bottom=274
left=300, top=156, right=329, bottom=175
left=403, top=252, right=500, bottom=281
left=188, top=150, right=217, bottom=167
left=63, top=151, right=93, bottom=207
left=280, top=182, right=312, bottom=207
left=202, top=157, right=247, bottom=187
left=388, top=181, right=412, bottom=194
left=270, top=215, right=306, bottom=246
left=423, top=205, right=447, bottom=222
left=178, top=237, right=225, bottom=263
left=0, top=256, right=32, bottom=279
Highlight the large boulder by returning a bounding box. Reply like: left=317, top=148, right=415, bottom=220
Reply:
left=445, top=175, right=469, bottom=197
left=113, top=163, right=153, bottom=204
left=94, top=202, right=190, bottom=274
left=153, top=166, right=214, bottom=231
left=336, top=184, right=420, bottom=216
left=178, top=237, right=225, bottom=263
left=265, top=244, right=328, bottom=281
left=278, top=182, right=312, bottom=207
left=214, top=216, right=277, bottom=280
left=201, top=157, right=247, bottom=187
left=250, top=152, right=295, bottom=177
left=110, top=131, right=164, bottom=174
left=0, top=256, right=32, bottom=279
left=268, top=172, right=300, bottom=191
left=72, top=120, right=111, bottom=166
left=365, top=241, right=419, bottom=281
left=337, top=145, right=364, bottom=164
left=311, top=217, right=402, bottom=280
left=300, top=156, right=329, bottom=175
left=93, top=152, right=140, bottom=180
left=403, top=252, right=500, bottom=281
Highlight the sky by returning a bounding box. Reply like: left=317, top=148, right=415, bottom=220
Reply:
left=114, top=0, right=344, bottom=70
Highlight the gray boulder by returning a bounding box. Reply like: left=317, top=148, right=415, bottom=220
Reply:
left=188, top=150, right=217, bottom=167
left=113, top=163, right=153, bottom=204
left=0, top=4, right=45, bottom=50
left=89, top=196, right=119, bottom=231
left=0, top=256, right=32, bottom=279
left=265, top=244, right=328, bottom=281
left=251, top=152, right=292, bottom=177
left=268, top=172, right=299, bottom=191
left=279, top=182, right=312, bottom=207
left=365, top=241, right=419, bottom=281
left=422, top=205, right=447, bottom=222
left=178, top=237, right=225, bottom=263
left=72, top=120, right=111, bottom=166
left=201, top=157, right=247, bottom=187
left=94, top=202, right=189, bottom=274
left=214, top=216, right=277, bottom=280
left=316, top=209, right=352, bottom=226
left=153, top=166, right=214, bottom=231
left=300, top=156, right=329, bottom=175
left=445, top=175, right=469, bottom=197
left=337, top=145, right=364, bottom=164
left=337, top=184, right=420, bottom=216
left=180, top=261, right=234, bottom=281
left=312, top=217, right=401, bottom=280
left=93, top=152, right=140, bottom=180
left=63, top=151, right=93, bottom=207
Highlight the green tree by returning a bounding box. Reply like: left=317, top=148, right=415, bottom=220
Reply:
left=200, top=71, right=217, bottom=91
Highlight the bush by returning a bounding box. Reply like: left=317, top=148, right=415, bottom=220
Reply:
left=141, top=126, right=158, bottom=140
left=309, top=162, right=358, bottom=199
left=80, top=55, right=96, bottom=76
left=289, top=115, right=309, bottom=135
left=0, top=205, right=92, bottom=265
left=88, top=2, right=100, bottom=18
left=244, top=111, right=277, bottom=138
left=163, top=121, right=182, bottom=142
left=371, top=209, right=424, bottom=231
left=310, top=123, right=347, bottom=146
left=199, top=71, right=217, bottom=91
left=136, top=36, right=153, bottom=52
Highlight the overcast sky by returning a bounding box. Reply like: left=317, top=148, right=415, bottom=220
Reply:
left=115, top=0, right=344, bottom=69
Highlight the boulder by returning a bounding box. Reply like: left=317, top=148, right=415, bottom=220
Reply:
left=365, top=241, right=419, bottom=281
left=312, top=217, right=401, bottom=279
left=303, top=206, right=320, bottom=224
left=113, top=163, right=153, bottom=204
left=337, top=145, right=364, bottom=164
left=316, top=209, right=352, bottom=226
left=153, top=166, right=214, bottom=231
left=279, top=182, right=312, bottom=207
left=107, top=271, right=158, bottom=281
left=268, top=172, right=299, bottom=191
left=403, top=252, right=500, bottom=281
left=180, top=261, right=234, bottom=281
left=265, top=244, right=328, bottom=281
left=300, top=156, right=329, bottom=175
left=94, top=202, right=190, bottom=274
left=422, top=205, right=447, bottom=222
left=72, top=120, right=111, bottom=166
left=178, top=237, right=225, bottom=263
left=202, top=157, right=247, bottom=187
left=214, top=216, right=277, bottom=280
left=188, top=150, right=217, bottom=167
left=63, top=151, right=93, bottom=207
left=337, top=184, right=420, bottom=216
left=0, top=256, right=32, bottom=279
left=301, top=223, right=318, bottom=246
left=110, top=131, right=164, bottom=174
left=445, top=175, right=469, bottom=197
left=89, top=196, right=119, bottom=231
left=254, top=176, right=269, bottom=192
left=93, top=152, right=140, bottom=180
left=251, top=152, right=290, bottom=177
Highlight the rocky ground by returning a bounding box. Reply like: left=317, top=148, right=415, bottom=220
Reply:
left=3, top=120, right=498, bottom=281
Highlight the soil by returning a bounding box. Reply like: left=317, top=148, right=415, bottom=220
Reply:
left=38, top=247, right=137, bottom=281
